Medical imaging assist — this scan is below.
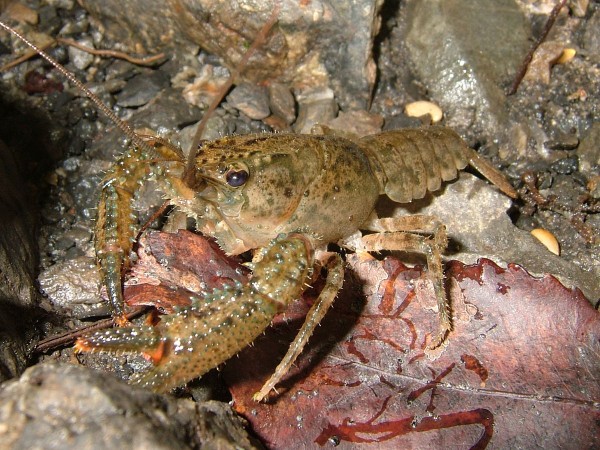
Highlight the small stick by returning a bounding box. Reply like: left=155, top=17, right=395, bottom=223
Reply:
left=507, top=0, right=567, bottom=96
left=56, top=38, right=165, bottom=66
left=0, top=41, right=54, bottom=72
left=0, top=38, right=165, bottom=71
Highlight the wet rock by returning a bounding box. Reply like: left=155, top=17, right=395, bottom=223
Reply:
left=131, top=87, right=204, bottom=134
left=0, top=137, right=42, bottom=382
left=87, top=87, right=204, bottom=161
left=3, top=2, right=39, bottom=25
left=78, top=0, right=384, bottom=109
left=0, top=362, right=259, bottom=449
left=294, top=86, right=338, bottom=134
left=577, top=121, right=600, bottom=175
left=268, top=82, right=296, bottom=125
left=38, top=256, right=104, bottom=319
left=179, top=64, right=231, bottom=109
left=116, top=70, right=171, bottom=108
left=570, top=0, right=589, bottom=17
left=581, top=5, right=600, bottom=54
left=544, top=132, right=579, bottom=151
left=404, top=0, right=530, bottom=137
left=323, top=110, right=384, bottom=137
left=226, top=83, right=270, bottom=120
left=550, top=156, right=579, bottom=175
left=522, top=41, right=565, bottom=85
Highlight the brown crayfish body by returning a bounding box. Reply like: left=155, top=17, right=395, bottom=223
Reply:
left=80, top=128, right=516, bottom=400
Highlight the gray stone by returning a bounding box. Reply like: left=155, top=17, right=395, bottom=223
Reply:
left=38, top=256, right=104, bottom=318
left=405, top=0, right=530, bottom=137
left=227, top=83, right=270, bottom=120
left=116, top=70, right=171, bottom=108
left=293, top=86, right=338, bottom=134
left=0, top=139, right=41, bottom=382
left=577, top=121, right=600, bottom=175
left=323, top=110, right=384, bottom=138
left=0, top=362, right=258, bottom=449
left=582, top=6, right=600, bottom=54
left=67, top=37, right=95, bottom=70
left=268, top=82, right=296, bottom=124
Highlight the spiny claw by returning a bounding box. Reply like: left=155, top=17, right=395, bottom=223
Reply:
left=74, top=325, right=163, bottom=355
left=77, top=234, right=315, bottom=394
left=426, top=325, right=451, bottom=350
left=114, top=314, right=131, bottom=327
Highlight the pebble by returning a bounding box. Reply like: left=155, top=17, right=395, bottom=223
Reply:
left=544, top=133, right=579, bottom=151
left=116, top=70, right=170, bottom=108
left=324, top=110, right=384, bottom=137
left=523, top=41, right=564, bottom=85
left=550, top=156, right=579, bottom=175
left=404, top=100, right=443, bottom=123
left=530, top=228, right=560, bottom=256
left=67, top=37, right=95, bottom=70
left=4, top=2, right=39, bottom=24
left=294, top=86, right=338, bottom=134
left=570, top=0, right=589, bottom=17
left=268, top=82, right=296, bottom=125
left=582, top=7, right=600, bottom=53
left=226, top=83, right=270, bottom=120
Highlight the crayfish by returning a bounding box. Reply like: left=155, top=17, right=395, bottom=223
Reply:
left=1, top=19, right=516, bottom=402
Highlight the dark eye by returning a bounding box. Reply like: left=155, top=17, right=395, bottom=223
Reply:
left=226, top=169, right=249, bottom=187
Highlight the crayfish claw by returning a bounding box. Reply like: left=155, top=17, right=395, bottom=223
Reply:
left=114, top=314, right=131, bottom=327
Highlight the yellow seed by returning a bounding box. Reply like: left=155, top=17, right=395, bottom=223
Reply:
left=531, top=228, right=560, bottom=255
left=556, top=48, right=576, bottom=64
left=405, top=101, right=443, bottom=123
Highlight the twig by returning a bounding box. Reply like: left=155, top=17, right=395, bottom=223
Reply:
left=34, top=306, right=150, bottom=354
left=0, top=36, right=165, bottom=73
left=507, top=0, right=567, bottom=96
left=56, top=37, right=166, bottom=66
left=0, top=41, right=53, bottom=72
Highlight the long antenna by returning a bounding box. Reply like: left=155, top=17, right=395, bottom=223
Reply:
left=183, top=2, right=281, bottom=184
left=0, top=20, right=154, bottom=154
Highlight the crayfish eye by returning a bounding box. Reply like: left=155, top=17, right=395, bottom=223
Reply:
left=225, top=169, right=249, bottom=187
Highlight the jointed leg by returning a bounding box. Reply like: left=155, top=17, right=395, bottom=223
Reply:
left=359, top=215, right=450, bottom=349
left=253, top=251, right=344, bottom=401
left=95, top=139, right=193, bottom=325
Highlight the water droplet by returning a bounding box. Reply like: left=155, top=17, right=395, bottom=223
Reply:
left=328, top=436, right=340, bottom=446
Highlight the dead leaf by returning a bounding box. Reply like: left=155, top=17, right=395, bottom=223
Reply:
left=223, top=255, right=600, bottom=449
left=124, top=230, right=248, bottom=312
left=124, top=231, right=600, bottom=448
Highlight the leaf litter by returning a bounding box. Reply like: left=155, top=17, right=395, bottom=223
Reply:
left=124, top=230, right=599, bottom=449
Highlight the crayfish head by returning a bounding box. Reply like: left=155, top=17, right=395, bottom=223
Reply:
left=190, top=134, right=320, bottom=254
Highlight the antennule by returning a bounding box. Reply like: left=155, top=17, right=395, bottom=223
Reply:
left=0, top=20, right=154, bottom=153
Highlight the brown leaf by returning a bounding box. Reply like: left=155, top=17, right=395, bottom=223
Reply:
left=124, top=230, right=248, bottom=312
left=223, top=255, right=600, bottom=449
left=123, top=231, right=600, bottom=448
